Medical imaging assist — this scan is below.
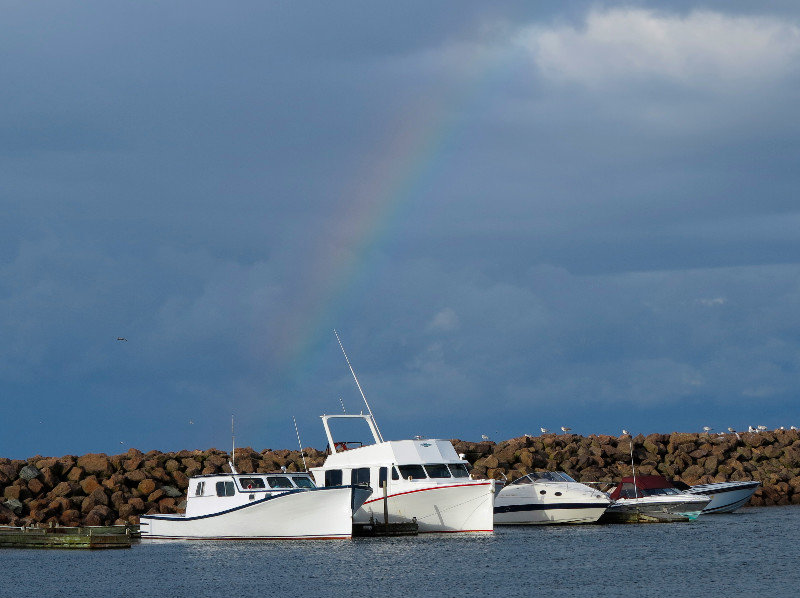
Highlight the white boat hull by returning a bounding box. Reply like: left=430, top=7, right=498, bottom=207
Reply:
left=494, top=501, right=609, bottom=525
left=140, top=486, right=367, bottom=540
left=356, top=481, right=494, bottom=533
left=685, top=481, right=760, bottom=514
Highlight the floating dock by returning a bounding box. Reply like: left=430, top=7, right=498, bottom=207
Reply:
left=353, top=521, right=418, bottom=537
left=0, top=525, right=136, bottom=549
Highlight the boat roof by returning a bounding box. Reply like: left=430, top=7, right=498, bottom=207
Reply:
left=609, top=475, right=676, bottom=500
left=190, top=472, right=312, bottom=480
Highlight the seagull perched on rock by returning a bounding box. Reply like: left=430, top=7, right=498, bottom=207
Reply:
left=622, top=429, right=630, bottom=436
left=481, top=434, right=490, bottom=441
left=561, top=426, right=571, bottom=433
left=757, top=425, right=768, bottom=432
left=540, top=427, right=549, bottom=434
left=702, top=426, right=712, bottom=433
left=791, top=426, right=797, bottom=431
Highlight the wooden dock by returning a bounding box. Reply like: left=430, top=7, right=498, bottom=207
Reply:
left=0, top=525, right=136, bottom=549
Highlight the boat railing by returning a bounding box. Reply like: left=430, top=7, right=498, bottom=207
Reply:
left=325, top=441, right=365, bottom=455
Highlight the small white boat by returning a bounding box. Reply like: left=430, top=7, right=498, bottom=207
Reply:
left=494, top=471, right=611, bottom=525
left=601, top=475, right=711, bottom=523
left=672, top=479, right=761, bottom=513
left=309, top=414, right=495, bottom=534
left=140, top=471, right=371, bottom=540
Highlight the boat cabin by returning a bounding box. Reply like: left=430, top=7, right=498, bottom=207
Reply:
left=310, top=414, right=473, bottom=496
left=185, top=473, right=317, bottom=517
left=510, top=472, right=577, bottom=485
left=609, top=475, right=684, bottom=500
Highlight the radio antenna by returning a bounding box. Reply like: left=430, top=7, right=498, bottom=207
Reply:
left=338, top=397, right=347, bottom=414
left=229, top=414, right=238, bottom=474
left=334, top=329, right=384, bottom=442
left=293, top=416, right=308, bottom=471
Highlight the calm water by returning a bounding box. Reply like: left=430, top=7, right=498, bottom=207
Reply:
left=4, top=506, right=798, bottom=598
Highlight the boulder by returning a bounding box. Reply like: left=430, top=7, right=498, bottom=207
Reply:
left=81, top=476, right=102, bottom=495
left=19, top=465, right=41, bottom=481
left=27, top=478, right=44, bottom=494
left=77, top=454, right=111, bottom=476
left=3, top=499, right=23, bottom=514
left=138, top=479, right=157, bottom=496
left=162, top=485, right=183, bottom=498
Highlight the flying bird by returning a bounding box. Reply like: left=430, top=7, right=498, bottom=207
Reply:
left=116, top=337, right=128, bottom=342
left=540, top=427, right=549, bottom=434
left=561, top=426, right=571, bottom=433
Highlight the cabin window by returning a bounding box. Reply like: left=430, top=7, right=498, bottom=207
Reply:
left=424, top=464, right=451, bottom=478
left=391, top=466, right=399, bottom=480
left=294, top=476, right=316, bottom=489
left=325, top=469, right=343, bottom=487
left=398, top=465, right=426, bottom=480
left=238, top=477, right=266, bottom=490
left=619, top=483, right=641, bottom=499
left=379, top=467, right=388, bottom=488
left=448, top=464, right=471, bottom=478
left=216, top=481, right=235, bottom=497
left=267, top=476, right=294, bottom=489
left=195, top=481, right=205, bottom=496
left=351, top=468, right=370, bottom=485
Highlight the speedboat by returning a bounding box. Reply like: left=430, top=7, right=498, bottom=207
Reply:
left=671, top=479, right=761, bottom=514
left=139, top=470, right=372, bottom=540
left=494, top=471, right=610, bottom=525
left=309, top=414, right=495, bottom=533
left=600, top=475, right=711, bottom=523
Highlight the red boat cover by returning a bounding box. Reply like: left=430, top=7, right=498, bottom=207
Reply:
left=609, top=475, right=675, bottom=500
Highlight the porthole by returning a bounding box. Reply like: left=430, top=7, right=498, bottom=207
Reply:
left=555, top=492, right=562, bottom=496
left=539, top=490, right=546, bottom=495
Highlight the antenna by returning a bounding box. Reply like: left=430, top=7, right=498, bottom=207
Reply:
left=338, top=397, right=347, bottom=414
left=231, top=414, right=236, bottom=471
left=334, top=329, right=384, bottom=442
left=628, top=432, right=638, bottom=500
left=293, top=416, right=307, bottom=471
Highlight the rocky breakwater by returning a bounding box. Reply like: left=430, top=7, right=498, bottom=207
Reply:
left=0, top=447, right=328, bottom=528
left=1, top=429, right=797, bottom=526
left=454, top=428, right=800, bottom=507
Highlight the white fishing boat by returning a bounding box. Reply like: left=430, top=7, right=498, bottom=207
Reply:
left=600, top=475, right=711, bottom=523
left=139, top=470, right=372, bottom=540
left=309, top=414, right=495, bottom=533
left=671, top=479, right=761, bottom=514
left=494, top=471, right=610, bottom=525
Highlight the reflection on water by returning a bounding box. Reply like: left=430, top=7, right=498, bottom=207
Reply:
left=2, top=506, right=798, bottom=598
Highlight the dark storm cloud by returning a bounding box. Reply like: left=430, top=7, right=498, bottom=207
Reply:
left=2, top=2, right=800, bottom=457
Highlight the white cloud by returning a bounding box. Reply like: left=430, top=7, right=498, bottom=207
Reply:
left=517, top=9, right=800, bottom=89
left=427, top=307, right=460, bottom=332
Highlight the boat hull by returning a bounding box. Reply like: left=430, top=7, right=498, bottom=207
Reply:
left=494, top=501, right=609, bottom=525
left=686, top=481, right=761, bottom=514
left=140, top=486, right=369, bottom=540
left=356, top=481, right=494, bottom=533
left=600, top=496, right=711, bottom=523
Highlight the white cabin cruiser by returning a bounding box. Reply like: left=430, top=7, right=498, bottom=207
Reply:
left=494, top=472, right=610, bottom=525
left=140, top=471, right=372, bottom=540
left=671, top=479, right=761, bottom=514
left=309, top=414, right=495, bottom=534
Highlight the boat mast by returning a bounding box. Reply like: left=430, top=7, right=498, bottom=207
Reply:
left=293, top=416, right=307, bottom=471
left=628, top=432, right=638, bottom=499
left=231, top=414, right=236, bottom=472
left=334, top=329, right=384, bottom=442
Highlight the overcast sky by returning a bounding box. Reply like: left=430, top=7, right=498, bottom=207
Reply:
left=2, top=1, right=800, bottom=458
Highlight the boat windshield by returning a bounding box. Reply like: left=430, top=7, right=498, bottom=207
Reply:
left=398, top=465, right=427, bottom=480
left=642, top=487, right=681, bottom=496
left=448, top=463, right=470, bottom=478
left=424, top=464, right=452, bottom=478
left=293, top=476, right=316, bottom=489
left=527, top=472, right=576, bottom=483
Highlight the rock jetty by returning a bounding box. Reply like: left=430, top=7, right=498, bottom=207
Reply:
left=1, top=429, right=797, bottom=527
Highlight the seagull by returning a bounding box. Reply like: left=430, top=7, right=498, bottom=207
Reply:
left=189, top=420, right=194, bottom=425
left=702, top=426, right=712, bottom=432
left=481, top=434, right=490, bottom=441
left=561, top=426, right=571, bottom=433
left=757, top=425, right=768, bottom=432
left=622, top=429, right=630, bottom=436
left=540, top=427, right=549, bottom=434
left=727, top=427, right=735, bottom=433
left=116, top=337, right=128, bottom=342
left=791, top=426, right=797, bottom=431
